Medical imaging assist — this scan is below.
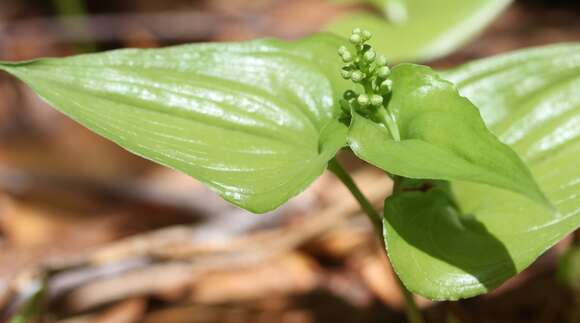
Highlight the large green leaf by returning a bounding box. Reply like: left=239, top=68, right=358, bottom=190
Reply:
left=326, top=0, right=511, bottom=62
left=384, top=44, right=580, bottom=300
left=0, top=34, right=349, bottom=213
left=348, top=63, right=547, bottom=205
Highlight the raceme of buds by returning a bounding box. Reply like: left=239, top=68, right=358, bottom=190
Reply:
left=338, top=28, right=393, bottom=117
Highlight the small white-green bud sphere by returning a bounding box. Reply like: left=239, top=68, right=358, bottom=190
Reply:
left=349, top=34, right=362, bottom=45
left=363, top=50, right=376, bottom=62
left=377, top=66, right=391, bottom=78
left=351, top=71, right=364, bottom=82
left=341, top=69, right=352, bottom=79
left=341, top=51, right=353, bottom=62
left=376, top=55, right=388, bottom=66
left=380, top=79, right=393, bottom=92
left=370, top=94, right=383, bottom=106
left=352, top=28, right=362, bottom=35
left=361, top=30, right=372, bottom=40
left=338, top=46, right=349, bottom=55
left=357, top=94, right=370, bottom=106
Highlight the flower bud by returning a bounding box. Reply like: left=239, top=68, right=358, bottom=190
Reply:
left=352, top=28, right=362, bottom=35
left=343, top=90, right=357, bottom=100
left=340, top=69, right=352, bottom=79
left=351, top=71, right=364, bottom=83
left=349, top=34, right=362, bottom=45
left=376, top=55, right=388, bottom=67
left=363, top=50, right=376, bottom=62
left=338, top=46, right=349, bottom=56
left=380, top=79, right=393, bottom=92
left=377, top=66, right=391, bottom=78
left=357, top=94, right=370, bottom=106
left=341, top=51, right=353, bottom=63
left=361, top=30, right=372, bottom=41
left=370, top=94, right=383, bottom=106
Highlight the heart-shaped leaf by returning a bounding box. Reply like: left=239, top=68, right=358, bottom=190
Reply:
left=384, top=44, right=580, bottom=300
left=348, top=63, right=547, bottom=205
left=326, top=0, right=512, bottom=62
left=0, top=34, right=349, bottom=213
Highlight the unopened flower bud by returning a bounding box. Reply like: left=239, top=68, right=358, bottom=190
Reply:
left=351, top=71, right=364, bottom=82
left=349, top=34, right=362, bottom=45
left=338, top=46, right=349, bottom=56
left=376, top=55, right=388, bottom=66
left=352, top=28, right=362, bottom=35
left=364, top=50, right=376, bottom=62
left=377, top=66, right=391, bottom=78
left=340, top=69, right=352, bottom=79
left=380, top=79, right=393, bottom=92
left=370, top=94, right=383, bottom=106
left=343, top=90, right=357, bottom=100
left=357, top=94, right=370, bottom=106
left=361, top=30, right=372, bottom=41
left=341, top=51, right=353, bottom=62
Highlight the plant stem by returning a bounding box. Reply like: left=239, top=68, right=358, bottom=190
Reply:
left=396, top=275, right=425, bottom=323
left=375, top=107, right=401, bottom=141
left=328, top=158, right=424, bottom=323
left=328, top=158, right=382, bottom=236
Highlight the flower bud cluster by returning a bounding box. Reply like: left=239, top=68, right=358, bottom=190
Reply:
left=338, top=28, right=392, bottom=117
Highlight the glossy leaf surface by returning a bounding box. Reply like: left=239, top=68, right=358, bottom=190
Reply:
left=0, top=34, right=349, bottom=213
left=384, top=44, right=580, bottom=300
left=348, top=63, right=547, bottom=205
left=326, top=0, right=511, bottom=62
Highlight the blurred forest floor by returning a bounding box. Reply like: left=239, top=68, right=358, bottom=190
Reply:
left=0, top=0, right=579, bottom=322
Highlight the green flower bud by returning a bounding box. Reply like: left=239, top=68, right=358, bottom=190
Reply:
left=370, top=94, right=383, bottom=106
left=363, top=50, right=376, bottom=62
left=376, top=55, right=388, bottom=66
left=352, top=28, right=362, bottom=35
left=351, top=71, right=364, bottom=83
left=340, top=69, right=352, bottom=79
left=349, top=34, right=362, bottom=45
left=361, top=30, right=372, bottom=41
left=341, top=51, right=353, bottom=63
left=338, top=46, right=349, bottom=56
left=380, top=79, right=393, bottom=92
left=357, top=94, right=370, bottom=106
left=377, top=66, right=391, bottom=78
left=343, top=90, right=357, bottom=100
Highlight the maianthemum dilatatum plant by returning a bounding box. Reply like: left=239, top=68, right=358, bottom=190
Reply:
left=0, top=28, right=579, bottom=320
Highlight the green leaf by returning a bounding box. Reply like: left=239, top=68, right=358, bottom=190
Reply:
left=384, top=44, right=580, bottom=300
left=348, top=63, right=547, bottom=206
left=325, top=0, right=511, bottom=62
left=0, top=34, right=349, bottom=213
left=333, top=0, right=409, bottom=24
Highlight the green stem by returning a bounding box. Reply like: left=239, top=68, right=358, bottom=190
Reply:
left=328, top=158, right=382, bottom=235
left=375, top=107, right=401, bottom=141
left=396, top=274, right=425, bottom=323
left=329, top=158, right=424, bottom=323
